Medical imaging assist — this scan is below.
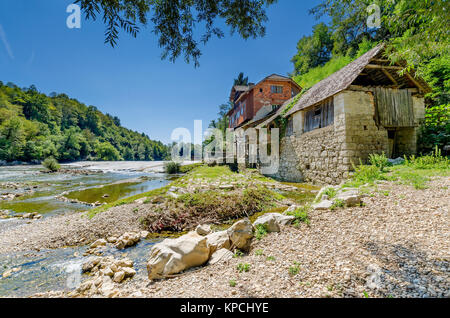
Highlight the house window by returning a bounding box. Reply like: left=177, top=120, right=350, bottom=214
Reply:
left=271, top=85, right=283, bottom=94
left=272, top=105, right=280, bottom=111
left=260, top=88, right=263, bottom=93
left=304, top=98, right=334, bottom=133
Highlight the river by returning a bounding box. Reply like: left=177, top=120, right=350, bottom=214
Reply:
left=0, top=161, right=186, bottom=297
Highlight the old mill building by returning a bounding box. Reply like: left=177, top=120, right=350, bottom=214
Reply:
left=231, top=44, right=431, bottom=184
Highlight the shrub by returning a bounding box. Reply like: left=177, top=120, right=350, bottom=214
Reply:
left=369, top=152, right=391, bottom=172
left=254, top=249, right=264, bottom=256
left=254, top=224, right=268, bottom=240
left=330, top=199, right=345, bottom=211
left=289, top=262, right=301, bottom=276
left=404, top=146, right=449, bottom=170
left=237, top=263, right=250, bottom=273
left=351, top=160, right=386, bottom=184
left=229, top=279, right=237, bottom=287
left=323, top=187, right=337, bottom=199
left=286, top=205, right=310, bottom=226
left=164, top=161, right=181, bottom=174
left=42, top=157, right=60, bottom=172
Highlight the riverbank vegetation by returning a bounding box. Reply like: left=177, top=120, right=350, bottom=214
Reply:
left=345, top=149, right=450, bottom=190
left=0, top=82, right=169, bottom=163
left=87, top=165, right=315, bottom=231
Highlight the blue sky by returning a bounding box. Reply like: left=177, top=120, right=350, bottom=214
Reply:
left=0, top=0, right=323, bottom=144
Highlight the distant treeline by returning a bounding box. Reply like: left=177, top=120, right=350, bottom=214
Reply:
left=0, top=82, right=169, bottom=162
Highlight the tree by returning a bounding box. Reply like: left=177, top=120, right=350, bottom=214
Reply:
left=234, top=72, right=249, bottom=86
left=76, top=0, right=277, bottom=66
left=95, top=141, right=121, bottom=161
left=291, top=23, right=334, bottom=76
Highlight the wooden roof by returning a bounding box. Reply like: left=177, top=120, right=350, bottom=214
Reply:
left=284, top=43, right=431, bottom=117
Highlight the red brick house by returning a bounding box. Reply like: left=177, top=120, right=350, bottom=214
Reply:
left=228, top=74, right=302, bottom=129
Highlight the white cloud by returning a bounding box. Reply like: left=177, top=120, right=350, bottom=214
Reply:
left=0, top=24, right=14, bottom=59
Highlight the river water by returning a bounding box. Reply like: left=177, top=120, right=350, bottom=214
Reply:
left=0, top=162, right=175, bottom=297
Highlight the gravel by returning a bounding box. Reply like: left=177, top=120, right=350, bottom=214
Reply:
left=9, top=176, right=450, bottom=298
left=110, top=176, right=450, bottom=298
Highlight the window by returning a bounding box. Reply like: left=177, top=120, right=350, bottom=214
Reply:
left=259, top=88, right=263, bottom=93
left=304, top=98, right=334, bottom=133
left=272, top=105, right=280, bottom=111
left=271, top=85, right=283, bottom=94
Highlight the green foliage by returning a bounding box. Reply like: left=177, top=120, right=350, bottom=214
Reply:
left=291, top=23, right=334, bottom=76
left=288, top=262, right=301, bottom=276
left=254, top=224, right=268, bottom=240
left=233, top=249, right=244, bottom=258
left=266, top=256, right=276, bottom=261
left=42, top=157, right=60, bottom=172
left=164, top=161, right=181, bottom=174
left=254, top=249, right=264, bottom=256
left=404, top=147, right=450, bottom=170
left=77, top=0, right=277, bottom=66
left=350, top=160, right=387, bottom=185
left=0, top=83, right=168, bottom=162
left=330, top=199, right=345, bottom=211
left=229, top=279, right=237, bottom=287
left=286, top=205, right=310, bottom=226
left=237, top=263, right=250, bottom=273
left=323, top=187, right=337, bottom=199
left=419, top=104, right=450, bottom=154
left=369, top=152, right=390, bottom=172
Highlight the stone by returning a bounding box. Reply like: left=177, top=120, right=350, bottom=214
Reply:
left=90, top=239, right=107, bottom=248
left=167, top=192, right=179, bottom=199
left=313, top=200, right=334, bottom=210
left=115, top=232, right=141, bottom=250
left=206, top=230, right=231, bottom=255
left=253, top=214, right=280, bottom=232
left=2, top=269, right=13, bottom=278
left=336, top=189, right=362, bottom=207
left=116, top=258, right=133, bottom=268
left=107, top=237, right=118, bottom=244
left=122, top=267, right=136, bottom=278
left=147, top=231, right=210, bottom=280
left=100, top=277, right=117, bottom=298
left=227, top=218, right=253, bottom=251
left=285, top=205, right=299, bottom=213
left=113, top=271, right=125, bottom=283
left=101, top=267, right=114, bottom=277
left=82, top=257, right=101, bottom=273
left=140, top=231, right=150, bottom=239
left=208, top=248, right=234, bottom=265
left=265, top=213, right=295, bottom=226
left=195, top=224, right=212, bottom=236
left=218, top=184, right=234, bottom=190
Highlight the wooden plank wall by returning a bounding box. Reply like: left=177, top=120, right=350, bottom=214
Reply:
left=304, top=98, right=334, bottom=133
left=373, top=87, right=415, bottom=127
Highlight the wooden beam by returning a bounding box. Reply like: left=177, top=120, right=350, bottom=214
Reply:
left=365, top=64, right=403, bottom=70
left=370, top=58, right=391, bottom=63
left=381, top=68, right=398, bottom=86
left=405, top=72, right=425, bottom=92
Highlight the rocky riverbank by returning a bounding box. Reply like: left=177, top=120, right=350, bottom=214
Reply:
left=32, top=174, right=449, bottom=298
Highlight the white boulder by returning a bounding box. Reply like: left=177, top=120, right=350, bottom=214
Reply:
left=147, top=232, right=210, bottom=280
left=208, top=248, right=234, bottom=265
left=253, top=214, right=280, bottom=232
left=206, top=230, right=231, bottom=255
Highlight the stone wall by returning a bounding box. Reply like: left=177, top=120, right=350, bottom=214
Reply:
left=269, top=89, right=425, bottom=185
